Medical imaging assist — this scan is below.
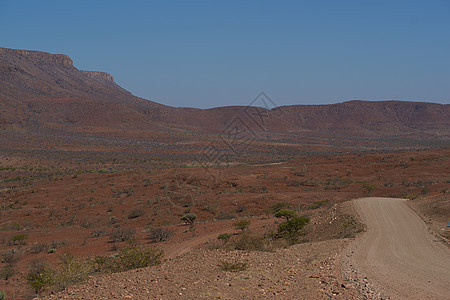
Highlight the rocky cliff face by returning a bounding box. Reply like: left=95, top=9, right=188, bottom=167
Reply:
left=81, top=71, right=114, bottom=82
left=0, top=47, right=73, bottom=66
left=0, top=47, right=139, bottom=103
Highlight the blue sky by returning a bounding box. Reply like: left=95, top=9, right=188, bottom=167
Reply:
left=1, top=0, right=449, bottom=108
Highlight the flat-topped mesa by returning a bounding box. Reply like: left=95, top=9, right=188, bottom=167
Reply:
left=81, top=71, right=114, bottom=82
left=0, top=47, right=73, bottom=66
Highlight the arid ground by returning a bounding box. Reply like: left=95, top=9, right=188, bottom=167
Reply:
left=0, top=47, right=449, bottom=299
left=1, top=147, right=449, bottom=299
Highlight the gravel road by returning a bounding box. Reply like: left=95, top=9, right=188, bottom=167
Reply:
left=348, top=197, right=450, bottom=299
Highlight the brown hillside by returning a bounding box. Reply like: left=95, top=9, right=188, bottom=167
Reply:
left=0, top=47, right=449, bottom=141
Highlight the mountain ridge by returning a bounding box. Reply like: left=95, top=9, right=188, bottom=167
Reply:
left=0, top=47, right=448, bottom=140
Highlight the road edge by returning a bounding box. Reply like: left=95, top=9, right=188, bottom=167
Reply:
left=340, top=198, right=387, bottom=299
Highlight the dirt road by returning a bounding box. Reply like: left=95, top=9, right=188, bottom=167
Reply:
left=348, top=197, right=450, bottom=299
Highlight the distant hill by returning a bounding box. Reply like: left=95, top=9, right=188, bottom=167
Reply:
left=1, top=47, right=449, bottom=141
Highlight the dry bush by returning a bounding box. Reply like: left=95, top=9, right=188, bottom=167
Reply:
left=110, top=228, right=136, bottom=242
left=29, top=243, right=47, bottom=254
left=219, top=260, right=248, bottom=272
left=91, top=230, right=107, bottom=238
left=25, top=260, right=54, bottom=294
left=25, top=245, right=164, bottom=294
left=52, top=254, right=93, bottom=291
left=233, top=219, right=251, bottom=231
left=0, top=266, right=16, bottom=280
left=1, top=251, right=20, bottom=265
left=128, top=208, right=144, bottom=219
left=148, top=227, right=173, bottom=243
left=227, top=232, right=274, bottom=252
left=111, top=244, right=163, bottom=272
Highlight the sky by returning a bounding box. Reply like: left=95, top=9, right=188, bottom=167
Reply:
left=1, top=0, right=449, bottom=108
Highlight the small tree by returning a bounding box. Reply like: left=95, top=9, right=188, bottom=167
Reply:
left=278, top=216, right=310, bottom=236
left=217, top=233, right=232, bottom=244
left=233, top=219, right=251, bottom=232
left=25, top=260, right=54, bottom=294
left=181, top=213, right=197, bottom=225
left=274, top=209, right=297, bottom=221
left=268, top=202, right=290, bottom=214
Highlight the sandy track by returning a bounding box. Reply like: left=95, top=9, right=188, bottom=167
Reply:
left=350, top=197, right=450, bottom=299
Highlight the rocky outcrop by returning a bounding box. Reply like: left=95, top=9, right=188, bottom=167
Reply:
left=81, top=71, right=114, bottom=82
left=0, top=47, right=73, bottom=66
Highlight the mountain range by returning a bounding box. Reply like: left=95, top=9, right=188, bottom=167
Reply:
left=0, top=47, right=449, bottom=143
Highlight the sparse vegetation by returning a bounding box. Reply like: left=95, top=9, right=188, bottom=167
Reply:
left=233, top=219, right=251, bottom=231
left=181, top=213, right=197, bottom=225
left=148, top=227, right=173, bottom=243
left=128, top=208, right=144, bottom=219
left=217, top=233, right=232, bottom=244
left=29, top=243, right=47, bottom=254
left=278, top=216, right=309, bottom=237
left=25, top=260, right=54, bottom=294
left=51, top=254, right=93, bottom=291
left=219, top=260, right=248, bottom=272
left=10, top=233, right=28, bottom=245
left=363, top=182, right=376, bottom=193
left=0, top=133, right=447, bottom=299
left=0, top=266, right=16, bottom=280
left=111, top=243, right=163, bottom=272
left=305, top=199, right=330, bottom=210
left=404, top=193, right=418, bottom=200
left=227, top=232, right=274, bottom=252
left=274, top=209, right=297, bottom=221
left=268, top=202, right=290, bottom=213
left=110, top=228, right=136, bottom=242
left=25, top=244, right=164, bottom=294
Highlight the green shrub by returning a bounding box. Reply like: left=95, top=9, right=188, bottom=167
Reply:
left=52, top=254, right=93, bottom=291
left=0, top=290, right=5, bottom=300
left=181, top=213, right=197, bottom=225
left=362, top=182, right=376, bottom=193
left=11, top=234, right=28, bottom=245
left=25, top=260, right=54, bottom=294
left=217, top=233, right=232, bottom=244
left=219, top=261, right=248, bottom=272
left=268, top=202, right=290, bottom=214
left=26, top=245, right=164, bottom=293
left=404, top=193, right=418, bottom=200
left=278, top=216, right=309, bottom=236
left=112, top=244, right=163, bottom=272
left=274, top=209, right=297, bottom=221
left=233, top=219, right=251, bottom=231
left=229, top=232, right=273, bottom=252
left=90, top=256, right=115, bottom=273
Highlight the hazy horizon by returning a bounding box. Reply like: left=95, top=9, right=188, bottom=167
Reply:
left=1, top=1, right=449, bottom=108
